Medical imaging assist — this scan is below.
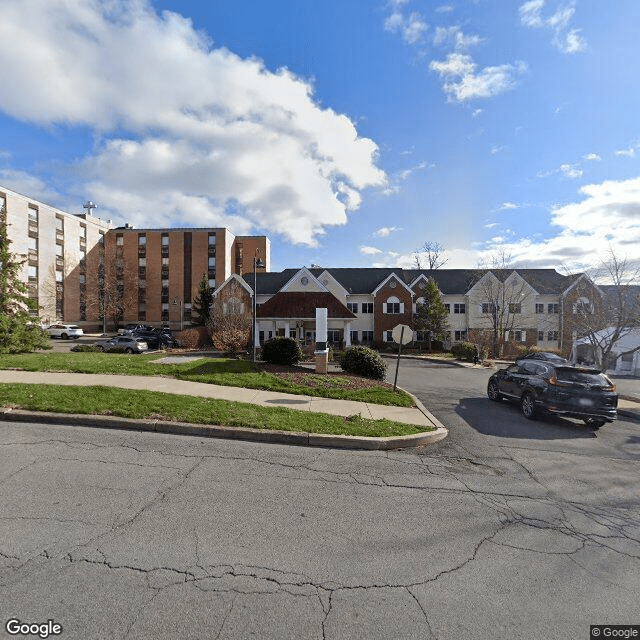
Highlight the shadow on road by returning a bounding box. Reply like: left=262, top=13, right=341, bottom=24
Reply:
left=456, top=397, right=597, bottom=440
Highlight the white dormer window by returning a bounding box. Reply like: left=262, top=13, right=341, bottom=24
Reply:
left=301, top=276, right=309, bottom=286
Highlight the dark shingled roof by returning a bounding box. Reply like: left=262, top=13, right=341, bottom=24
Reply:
left=245, top=267, right=586, bottom=296
left=257, top=292, right=357, bottom=319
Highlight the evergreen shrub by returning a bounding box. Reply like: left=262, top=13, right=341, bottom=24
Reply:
left=261, top=337, right=303, bottom=366
left=340, top=346, right=387, bottom=380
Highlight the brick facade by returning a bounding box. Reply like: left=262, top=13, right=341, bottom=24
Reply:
left=373, top=277, right=413, bottom=343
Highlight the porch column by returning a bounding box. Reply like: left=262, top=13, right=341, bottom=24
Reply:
left=284, top=321, right=290, bottom=339
left=345, top=320, right=352, bottom=347
left=255, top=321, right=261, bottom=347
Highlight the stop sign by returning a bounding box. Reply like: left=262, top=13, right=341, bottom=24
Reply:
left=391, top=324, right=413, bottom=345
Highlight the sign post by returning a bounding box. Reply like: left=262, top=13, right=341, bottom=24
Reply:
left=392, top=323, right=413, bottom=391
left=315, top=308, right=329, bottom=374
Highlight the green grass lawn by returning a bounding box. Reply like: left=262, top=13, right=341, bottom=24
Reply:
left=0, top=352, right=414, bottom=407
left=0, top=384, right=427, bottom=438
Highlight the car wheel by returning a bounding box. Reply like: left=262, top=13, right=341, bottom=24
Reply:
left=487, top=380, right=502, bottom=401
left=125, top=348, right=134, bottom=354
left=583, top=418, right=606, bottom=429
left=61, top=333, right=68, bottom=340
left=521, top=391, right=537, bottom=420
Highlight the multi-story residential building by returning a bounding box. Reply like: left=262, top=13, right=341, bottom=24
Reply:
left=211, top=265, right=605, bottom=357
left=1, top=185, right=269, bottom=329
left=103, top=227, right=269, bottom=326
left=1, top=186, right=112, bottom=326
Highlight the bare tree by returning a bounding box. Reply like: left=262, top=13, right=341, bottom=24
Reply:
left=413, top=241, right=447, bottom=270
left=84, top=253, right=138, bottom=332
left=570, top=248, right=640, bottom=370
left=207, top=307, right=252, bottom=354
left=472, top=251, right=535, bottom=358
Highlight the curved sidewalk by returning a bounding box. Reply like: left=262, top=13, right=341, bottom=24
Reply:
left=0, top=370, right=448, bottom=450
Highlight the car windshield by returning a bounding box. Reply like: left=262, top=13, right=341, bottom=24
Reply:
left=555, top=368, right=611, bottom=385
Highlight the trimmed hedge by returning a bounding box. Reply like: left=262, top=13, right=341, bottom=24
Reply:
left=340, top=346, right=387, bottom=380
left=261, top=337, right=303, bottom=366
left=451, top=341, right=486, bottom=362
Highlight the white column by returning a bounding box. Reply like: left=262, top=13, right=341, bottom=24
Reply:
left=284, top=321, right=290, bottom=339
left=345, top=321, right=352, bottom=347
left=255, top=322, right=260, bottom=347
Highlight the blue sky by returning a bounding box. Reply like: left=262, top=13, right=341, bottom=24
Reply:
left=1, top=0, right=639, bottom=274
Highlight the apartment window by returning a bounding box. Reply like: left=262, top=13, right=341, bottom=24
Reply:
left=79, top=274, right=86, bottom=285
left=361, top=302, right=373, bottom=314
left=350, top=330, right=359, bottom=344
left=454, top=303, right=466, bottom=314
left=416, top=331, right=428, bottom=342
left=547, top=330, right=559, bottom=342
left=574, top=300, right=592, bottom=314
left=138, top=309, right=146, bottom=321
left=138, top=257, right=146, bottom=267
left=28, top=265, right=37, bottom=282
left=548, top=303, right=559, bottom=314
left=161, top=234, right=169, bottom=246
left=138, top=234, right=146, bottom=245
left=116, top=233, right=123, bottom=246
left=385, top=297, right=402, bottom=314
left=208, top=256, right=216, bottom=268
left=80, top=224, right=87, bottom=239
left=482, top=303, right=496, bottom=314
left=347, top=302, right=358, bottom=313
left=509, top=303, right=521, bottom=314
left=362, top=331, right=374, bottom=343
left=208, top=233, right=216, bottom=246
left=208, top=278, right=216, bottom=289
left=513, top=330, right=524, bottom=343
left=535, top=303, right=544, bottom=314
left=385, top=330, right=394, bottom=342
left=454, top=330, right=467, bottom=341
left=538, top=330, right=544, bottom=341
left=162, top=257, right=169, bottom=266
left=161, top=303, right=169, bottom=322
left=28, top=206, right=38, bottom=222
left=327, top=329, right=341, bottom=343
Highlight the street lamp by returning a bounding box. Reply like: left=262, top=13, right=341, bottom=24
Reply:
left=253, top=255, right=265, bottom=362
left=172, top=297, right=183, bottom=332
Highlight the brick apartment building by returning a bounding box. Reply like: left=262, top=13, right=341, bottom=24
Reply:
left=1, top=185, right=269, bottom=329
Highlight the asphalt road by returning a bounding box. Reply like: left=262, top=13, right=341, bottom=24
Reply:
left=1, top=361, right=639, bottom=639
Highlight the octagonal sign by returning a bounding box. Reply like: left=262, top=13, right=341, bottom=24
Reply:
left=392, top=324, right=413, bottom=345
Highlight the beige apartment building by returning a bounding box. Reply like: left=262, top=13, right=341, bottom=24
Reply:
left=1, top=185, right=269, bottom=329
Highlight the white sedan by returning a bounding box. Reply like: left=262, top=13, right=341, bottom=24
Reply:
left=45, top=324, right=84, bottom=339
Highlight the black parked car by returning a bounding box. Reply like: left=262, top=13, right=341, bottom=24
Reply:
left=516, top=351, right=568, bottom=364
left=128, top=327, right=177, bottom=349
left=487, top=361, right=618, bottom=428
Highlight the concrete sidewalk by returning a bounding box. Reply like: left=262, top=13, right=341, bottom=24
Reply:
left=0, top=370, right=448, bottom=450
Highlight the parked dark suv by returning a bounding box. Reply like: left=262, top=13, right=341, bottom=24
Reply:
left=487, top=361, right=618, bottom=428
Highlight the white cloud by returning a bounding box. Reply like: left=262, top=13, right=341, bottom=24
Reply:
left=433, top=26, right=484, bottom=50
left=374, top=226, right=402, bottom=237
left=479, top=175, right=640, bottom=270
left=429, top=54, right=527, bottom=102
left=384, top=8, right=428, bottom=44
left=360, top=245, right=383, bottom=255
left=436, top=5, right=455, bottom=13
left=519, top=1, right=587, bottom=54
left=499, top=202, right=519, bottom=210
left=615, top=147, right=636, bottom=158
left=381, top=160, right=433, bottom=195
left=0, top=0, right=385, bottom=246
left=584, top=153, right=601, bottom=161
left=0, top=169, right=62, bottom=205
left=560, top=163, right=583, bottom=179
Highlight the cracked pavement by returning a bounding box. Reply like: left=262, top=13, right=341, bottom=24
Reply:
left=1, top=363, right=639, bottom=639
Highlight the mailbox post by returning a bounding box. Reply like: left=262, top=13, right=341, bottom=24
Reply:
left=315, top=308, right=329, bottom=374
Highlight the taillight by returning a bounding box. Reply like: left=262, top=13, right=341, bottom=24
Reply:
left=547, top=375, right=557, bottom=385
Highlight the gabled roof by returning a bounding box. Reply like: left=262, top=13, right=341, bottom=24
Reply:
left=256, top=292, right=356, bottom=319
left=245, top=267, right=587, bottom=296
